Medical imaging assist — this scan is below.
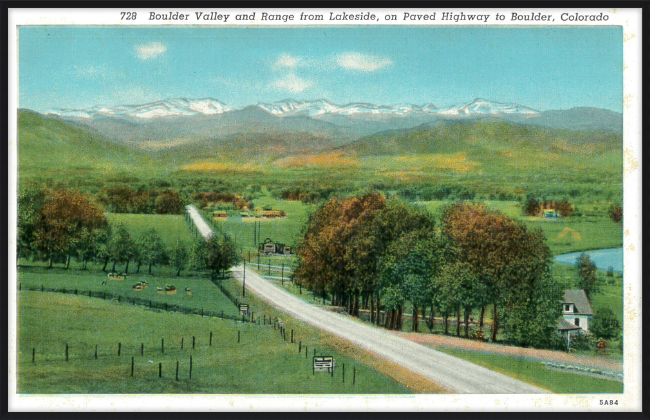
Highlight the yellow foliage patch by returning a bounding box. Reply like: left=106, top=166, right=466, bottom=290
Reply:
left=556, top=227, right=582, bottom=241
left=276, top=152, right=357, bottom=168
left=181, top=161, right=257, bottom=172
left=397, top=153, right=479, bottom=173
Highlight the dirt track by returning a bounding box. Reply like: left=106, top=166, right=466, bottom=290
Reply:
left=394, top=331, right=623, bottom=373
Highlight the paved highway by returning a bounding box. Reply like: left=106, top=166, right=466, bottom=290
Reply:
left=231, top=265, right=549, bottom=394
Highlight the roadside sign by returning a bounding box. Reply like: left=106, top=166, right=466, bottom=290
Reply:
left=313, top=356, right=334, bottom=373
left=239, top=304, right=249, bottom=315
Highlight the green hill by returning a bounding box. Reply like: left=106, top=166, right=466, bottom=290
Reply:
left=17, top=110, right=152, bottom=176
left=342, top=120, right=621, bottom=157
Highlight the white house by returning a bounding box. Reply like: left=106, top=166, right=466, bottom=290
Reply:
left=557, top=289, right=594, bottom=346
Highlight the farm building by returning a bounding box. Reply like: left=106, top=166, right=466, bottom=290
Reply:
left=258, top=238, right=293, bottom=255
left=213, top=211, right=228, bottom=219
left=557, top=289, right=594, bottom=346
left=543, top=209, right=559, bottom=219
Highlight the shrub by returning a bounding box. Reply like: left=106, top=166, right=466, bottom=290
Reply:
left=590, top=308, right=621, bottom=340
left=609, top=204, right=622, bottom=223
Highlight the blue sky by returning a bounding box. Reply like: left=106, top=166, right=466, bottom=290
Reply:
left=19, top=26, right=623, bottom=112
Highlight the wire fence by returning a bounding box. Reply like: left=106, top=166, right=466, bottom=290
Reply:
left=19, top=283, right=252, bottom=323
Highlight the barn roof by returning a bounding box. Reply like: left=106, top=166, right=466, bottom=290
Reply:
left=562, top=289, right=594, bottom=316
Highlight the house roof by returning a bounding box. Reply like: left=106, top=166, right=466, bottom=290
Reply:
left=557, top=319, right=583, bottom=331
left=562, top=289, right=594, bottom=316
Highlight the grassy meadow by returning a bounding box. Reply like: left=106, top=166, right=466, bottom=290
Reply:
left=106, top=213, right=195, bottom=246
left=17, top=265, right=240, bottom=318
left=18, top=291, right=411, bottom=394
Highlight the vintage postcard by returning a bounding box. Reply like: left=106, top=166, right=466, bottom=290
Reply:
left=7, top=5, right=643, bottom=412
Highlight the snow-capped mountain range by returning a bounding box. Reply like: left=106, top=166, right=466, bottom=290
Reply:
left=45, top=98, right=541, bottom=120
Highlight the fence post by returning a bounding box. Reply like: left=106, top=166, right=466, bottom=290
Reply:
left=238, top=331, right=240, bottom=343
left=291, top=330, right=294, bottom=343
left=32, top=348, right=35, bottom=363
left=189, top=356, right=193, bottom=380
left=342, top=363, right=345, bottom=383
left=159, top=363, right=162, bottom=378
left=131, top=357, right=134, bottom=377
left=65, top=343, right=69, bottom=361
left=282, top=263, right=284, bottom=285
left=299, top=341, right=302, bottom=353
left=353, top=367, right=356, bottom=385
left=118, top=342, right=121, bottom=356
left=209, top=332, right=213, bottom=346
left=176, top=361, right=179, bottom=381
left=193, top=336, right=195, bottom=349
left=305, top=346, right=308, bottom=359
left=181, top=338, right=184, bottom=349
left=161, top=338, right=164, bottom=354
left=94, top=345, right=98, bottom=359
left=141, top=343, right=144, bottom=356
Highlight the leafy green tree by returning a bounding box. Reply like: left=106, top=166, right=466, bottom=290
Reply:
left=523, top=196, right=540, bottom=216
left=501, top=275, right=563, bottom=348
left=441, top=202, right=552, bottom=342
left=169, top=240, right=189, bottom=276
left=590, top=308, right=621, bottom=340
left=154, top=190, right=185, bottom=214
left=17, top=187, right=46, bottom=260
left=139, top=229, right=167, bottom=274
left=74, top=226, right=109, bottom=270
left=108, top=225, right=137, bottom=273
left=576, top=253, right=599, bottom=299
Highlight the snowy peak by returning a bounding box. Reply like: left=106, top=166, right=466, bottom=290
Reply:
left=44, top=97, right=541, bottom=120
left=439, top=98, right=540, bottom=116
left=255, top=99, right=440, bottom=117
left=46, top=98, right=230, bottom=119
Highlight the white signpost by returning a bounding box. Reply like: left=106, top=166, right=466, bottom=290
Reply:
left=239, top=304, right=249, bottom=316
left=313, top=356, right=334, bottom=374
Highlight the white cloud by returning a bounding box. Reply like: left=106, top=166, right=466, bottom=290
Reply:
left=271, top=73, right=314, bottom=93
left=335, top=52, right=393, bottom=72
left=135, top=42, right=167, bottom=61
left=274, top=53, right=302, bottom=69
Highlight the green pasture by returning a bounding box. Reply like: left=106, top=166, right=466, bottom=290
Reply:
left=17, top=265, right=240, bottom=318
left=201, top=196, right=314, bottom=252
left=106, top=213, right=194, bottom=246
left=17, top=291, right=410, bottom=394
left=435, top=347, right=623, bottom=394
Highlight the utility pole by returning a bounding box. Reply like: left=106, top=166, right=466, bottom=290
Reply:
left=243, top=260, right=246, bottom=298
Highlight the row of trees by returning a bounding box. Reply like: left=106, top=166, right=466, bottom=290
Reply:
left=523, top=196, right=574, bottom=217
left=97, top=187, right=184, bottom=214
left=18, top=188, right=239, bottom=276
left=294, top=193, right=564, bottom=348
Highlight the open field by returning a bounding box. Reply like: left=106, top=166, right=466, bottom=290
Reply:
left=17, top=265, right=240, bottom=318
left=201, top=196, right=314, bottom=252
left=17, top=291, right=410, bottom=394
left=106, top=213, right=194, bottom=246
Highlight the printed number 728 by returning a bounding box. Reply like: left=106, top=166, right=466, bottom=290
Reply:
left=121, top=12, right=137, bottom=20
